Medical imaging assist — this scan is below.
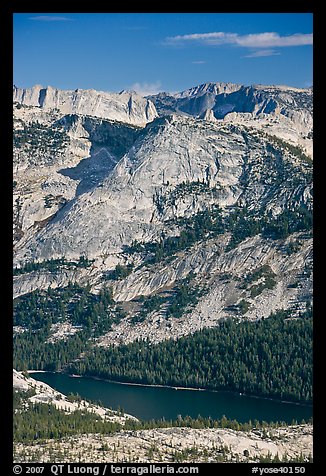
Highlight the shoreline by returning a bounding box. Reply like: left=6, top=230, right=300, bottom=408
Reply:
left=87, top=375, right=206, bottom=392
left=28, top=370, right=313, bottom=409
left=26, top=370, right=48, bottom=373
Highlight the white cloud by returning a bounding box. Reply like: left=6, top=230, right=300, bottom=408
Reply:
left=168, top=32, right=229, bottom=42
left=29, top=16, right=73, bottom=22
left=192, top=60, right=206, bottom=64
left=166, top=31, right=313, bottom=49
left=235, top=32, right=313, bottom=48
left=243, top=49, right=281, bottom=58
left=129, top=81, right=162, bottom=96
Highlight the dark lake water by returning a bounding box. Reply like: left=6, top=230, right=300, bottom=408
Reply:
left=30, top=372, right=312, bottom=424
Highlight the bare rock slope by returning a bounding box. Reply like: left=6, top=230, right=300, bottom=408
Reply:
left=13, top=82, right=313, bottom=345
left=14, top=114, right=312, bottom=263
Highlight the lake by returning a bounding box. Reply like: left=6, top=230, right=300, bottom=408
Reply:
left=30, top=372, right=312, bottom=424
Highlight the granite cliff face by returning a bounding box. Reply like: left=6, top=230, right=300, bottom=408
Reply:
left=13, top=85, right=158, bottom=126
left=13, top=81, right=313, bottom=345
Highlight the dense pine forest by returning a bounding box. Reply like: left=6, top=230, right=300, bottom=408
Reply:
left=13, top=255, right=95, bottom=276
left=68, top=310, right=312, bottom=403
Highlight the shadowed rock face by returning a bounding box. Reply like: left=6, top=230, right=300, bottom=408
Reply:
left=13, top=106, right=142, bottom=250
left=149, top=82, right=312, bottom=118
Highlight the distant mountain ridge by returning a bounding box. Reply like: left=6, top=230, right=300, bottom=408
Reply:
left=13, top=84, right=158, bottom=126
left=148, top=81, right=312, bottom=116
left=13, top=80, right=313, bottom=122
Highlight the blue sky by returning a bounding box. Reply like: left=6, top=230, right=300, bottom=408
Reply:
left=13, top=13, right=313, bottom=94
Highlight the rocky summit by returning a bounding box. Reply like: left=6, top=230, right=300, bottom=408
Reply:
left=13, top=81, right=313, bottom=345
